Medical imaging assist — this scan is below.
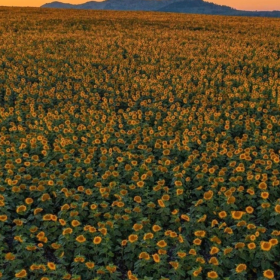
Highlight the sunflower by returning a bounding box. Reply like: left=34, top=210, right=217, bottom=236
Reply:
left=247, top=242, right=256, bottom=250
left=134, top=196, right=142, bottom=203
left=0, top=215, right=7, bottom=222
left=157, top=199, right=165, bottom=207
left=117, top=201, right=125, bottom=207
left=127, top=270, right=138, bottom=280
left=74, top=256, right=85, bottom=262
left=236, top=264, right=247, bottom=273
left=224, top=227, right=233, bottom=234
left=275, top=205, right=280, bottom=213
left=263, top=269, right=274, bottom=279
left=271, top=230, right=280, bottom=236
left=169, top=261, right=179, bottom=270
left=133, top=224, right=143, bottom=231
left=204, top=190, right=213, bottom=200
left=76, top=235, right=86, bottom=243
left=51, top=243, right=61, bottom=250
left=210, top=246, right=219, bottom=255
left=260, top=241, right=272, bottom=251
left=137, top=181, right=144, bottom=188
left=51, top=215, right=57, bottom=222
left=143, top=233, right=154, bottom=240
left=247, top=224, right=256, bottom=230
left=245, top=206, right=254, bottom=214
left=193, top=238, right=202, bottom=245
left=162, top=194, right=170, bottom=201
left=5, top=253, right=16, bottom=261
left=181, top=214, right=190, bottom=221
left=247, top=189, right=255, bottom=195
left=198, top=214, right=207, bottom=222
left=99, top=228, right=107, bottom=236
left=152, top=253, right=160, bottom=263
left=235, top=242, right=245, bottom=249
left=176, top=189, right=184, bottom=195
left=25, top=198, right=33, bottom=205
left=194, top=230, right=206, bottom=237
left=209, top=257, right=219, bottom=265
left=258, top=182, right=267, bottom=189
left=269, top=238, right=278, bottom=246
left=177, top=251, right=187, bottom=258
left=26, top=245, right=37, bottom=251
left=41, top=193, right=51, bottom=201
left=175, top=181, right=182, bottom=187
left=178, top=234, right=184, bottom=243
left=231, top=211, right=244, bottom=220
left=106, top=265, right=117, bottom=273
left=158, top=249, right=167, bottom=255
left=128, top=234, right=138, bottom=243
left=207, top=271, right=218, bottom=279
left=218, top=211, right=227, bottom=219
left=152, top=225, right=162, bottom=232
left=42, top=214, right=51, bottom=221
left=59, top=219, right=66, bottom=226
left=36, top=231, right=45, bottom=238
left=62, top=228, right=73, bottom=235
left=195, top=199, right=203, bottom=207
left=15, top=158, right=22, bottom=164
left=227, top=196, right=236, bottom=204
left=85, top=262, right=95, bottom=269
left=47, top=262, right=56, bottom=270
left=16, top=205, right=27, bottom=213
left=189, top=249, right=197, bottom=255
left=93, top=236, right=102, bottom=244
left=71, top=220, right=81, bottom=227
left=193, top=267, right=202, bottom=276
left=139, top=252, right=150, bottom=260
left=30, top=264, right=39, bottom=271
left=261, top=203, right=271, bottom=209
left=157, top=240, right=167, bottom=248
left=196, top=257, right=206, bottom=264
left=163, top=149, right=170, bottom=155
left=15, top=269, right=27, bottom=278
left=97, top=269, right=106, bottom=274
left=61, top=204, right=70, bottom=211
left=261, top=192, right=269, bottom=199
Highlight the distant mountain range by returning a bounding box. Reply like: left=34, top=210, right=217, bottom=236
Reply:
left=41, top=0, right=280, bottom=18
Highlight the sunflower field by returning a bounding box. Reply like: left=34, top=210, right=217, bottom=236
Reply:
left=0, top=6, right=280, bottom=280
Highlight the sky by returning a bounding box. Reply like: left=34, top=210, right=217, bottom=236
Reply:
left=1, top=0, right=280, bottom=11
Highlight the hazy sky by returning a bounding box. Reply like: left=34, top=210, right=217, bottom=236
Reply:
left=1, top=0, right=280, bottom=11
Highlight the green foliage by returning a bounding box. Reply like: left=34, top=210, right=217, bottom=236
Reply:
left=0, top=6, right=280, bottom=280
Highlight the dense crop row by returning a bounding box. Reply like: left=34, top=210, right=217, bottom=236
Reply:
left=0, top=6, right=280, bottom=280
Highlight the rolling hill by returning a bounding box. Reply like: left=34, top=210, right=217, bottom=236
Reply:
left=41, top=0, right=280, bottom=17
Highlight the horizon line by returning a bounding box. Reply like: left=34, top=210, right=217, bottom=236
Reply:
left=1, top=0, right=280, bottom=13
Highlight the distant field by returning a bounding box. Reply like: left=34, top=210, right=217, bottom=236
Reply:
left=1, top=7, right=280, bottom=280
